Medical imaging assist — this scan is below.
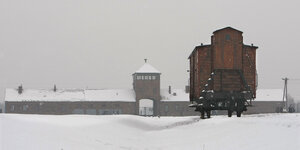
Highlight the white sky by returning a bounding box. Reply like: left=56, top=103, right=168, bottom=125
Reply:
left=1, top=0, right=300, bottom=105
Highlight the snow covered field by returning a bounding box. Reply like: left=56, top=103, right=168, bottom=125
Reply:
left=1, top=114, right=299, bottom=150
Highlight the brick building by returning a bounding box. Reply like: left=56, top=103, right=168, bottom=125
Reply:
left=5, top=62, right=292, bottom=116
left=132, top=60, right=161, bottom=116
left=4, top=61, right=198, bottom=116
left=4, top=62, right=290, bottom=116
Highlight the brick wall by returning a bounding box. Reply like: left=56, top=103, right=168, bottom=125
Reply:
left=159, top=101, right=199, bottom=116
left=4, top=100, right=287, bottom=116
left=5, top=101, right=136, bottom=115
left=212, top=28, right=243, bottom=70
left=243, top=45, right=257, bottom=97
left=245, top=101, right=284, bottom=114
left=133, top=73, right=161, bottom=115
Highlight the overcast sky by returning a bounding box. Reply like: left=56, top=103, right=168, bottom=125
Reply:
left=1, top=0, right=300, bottom=104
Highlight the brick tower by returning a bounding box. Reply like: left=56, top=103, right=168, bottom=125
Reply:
left=133, top=59, right=161, bottom=116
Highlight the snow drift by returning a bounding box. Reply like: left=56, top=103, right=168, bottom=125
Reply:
left=0, top=114, right=299, bottom=150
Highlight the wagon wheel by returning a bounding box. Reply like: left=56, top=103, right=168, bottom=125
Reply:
left=200, top=110, right=205, bottom=119
left=228, top=110, right=233, bottom=117
left=236, top=100, right=243, bottom=117
left=206, top=110, right=211, bottom=118
left=228, top=100, right=234, bottom=117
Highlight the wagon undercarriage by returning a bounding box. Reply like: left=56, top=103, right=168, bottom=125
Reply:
left=189, top=69, right=254, bottom=119
left=189, top=91, right=253, bottom=119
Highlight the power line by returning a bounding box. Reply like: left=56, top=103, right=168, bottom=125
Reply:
left=288, top=79, right=300, bottom=81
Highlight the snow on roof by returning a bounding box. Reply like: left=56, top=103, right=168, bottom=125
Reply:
left=255, top=89, right=283, bottom=102
left=5, top=88, right=85, bottom=102
left=160, top=89, right=189, bottom=102
left=5, top=88, right=188, bottom=102
left=5, top=88, right=283, bottom=102
left=160, top=89, right=284, bottom=102
left=135, top=63, right=160, bottom=74
left=85, top=89, right=135, bottom=102
left=5, top=88, right=136, bottom=102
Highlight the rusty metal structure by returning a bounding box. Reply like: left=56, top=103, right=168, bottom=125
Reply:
left=188, top=27, right=258, bottom=118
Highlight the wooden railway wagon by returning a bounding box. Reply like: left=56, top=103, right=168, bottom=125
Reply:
left=188, top=27, right=258, bottom=119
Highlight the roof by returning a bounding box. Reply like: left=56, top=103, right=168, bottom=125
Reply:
left=160, top=89, right=189, bottom=102
left=5, top=88, right=283, bottom=102
left=244, top=44, right=259, bottom=49
left=161, top=89, right=285, bottom=102
left=5, top=88, right=136, bottom=102
left=135, top=63, right=160, bottom=74
left=188, top=44, right=211, bottom=59
left=255, top=89, right=283, bottom=102
left=85, top=89, right=136, bottom=102
left=4, top=88, right=190, bottom=102
left=213, top=27, right=243, bottom=34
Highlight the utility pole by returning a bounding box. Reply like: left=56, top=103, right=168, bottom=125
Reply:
left=282, top=77, right=288, bottom=112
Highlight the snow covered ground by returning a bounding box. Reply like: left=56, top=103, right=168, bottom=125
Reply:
left=1, top=114, right=299, bottom=150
